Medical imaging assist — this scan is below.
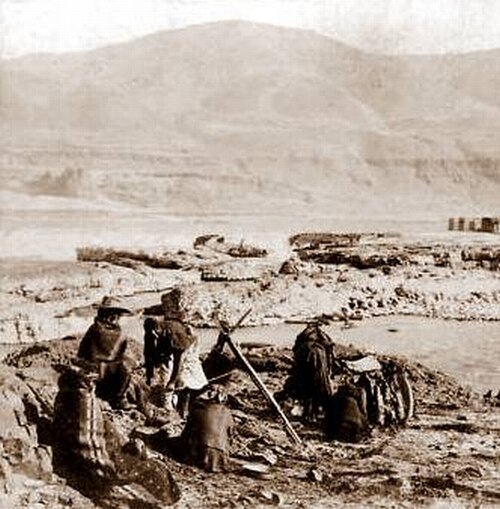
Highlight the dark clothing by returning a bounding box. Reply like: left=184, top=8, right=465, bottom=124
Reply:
left=144, top=328, right=161, bottom=386
left=287, top=324, right=335, bottom=421
left=144, top=317, right=195, bottom=386
left=78, top=318, right=127, bottom=363
left=95, top=361, right=131, bottom=405
left=52, top=366, right=180, bottom=508
left=181, top=401, right=233, bottom=472
left=52, top=368, right=115, bottom=491
left=202, top=332, right=237, bottom=381
left=325, top=388, right=368, bottom=443
left=161, top=318, right=196, bottom=350
left=78, top=318, right=130, bottom=407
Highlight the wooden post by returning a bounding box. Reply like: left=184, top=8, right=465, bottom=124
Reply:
left=225, top=335, right=302, bottom=446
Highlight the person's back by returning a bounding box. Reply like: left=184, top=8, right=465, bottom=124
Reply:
left=52, top=361, right=181, bottom=507
left=291, top=323, right=334, bottom=421
left=181, top=399, right=233, bottom=472
left=324, top=385, right=368, bottom=443
left=52, top=362, right=116, bottom=491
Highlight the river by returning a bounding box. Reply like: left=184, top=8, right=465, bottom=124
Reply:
left=1, top=315, right=498, bottom=394
left=0, top=208, right=443, bottom=260
left=196, top=316, right=500, bottom=394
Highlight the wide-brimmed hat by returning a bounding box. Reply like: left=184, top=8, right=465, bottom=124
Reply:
left=97, top=295, right=132, bottom=315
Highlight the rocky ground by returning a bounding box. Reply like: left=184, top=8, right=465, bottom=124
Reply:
left=0, top=232, right=499, bottom=508
left=1, top=233, right=499, bottom=344
left=0, top=335, right=498, bottom=509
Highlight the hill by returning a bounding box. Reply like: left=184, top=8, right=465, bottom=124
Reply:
left=1, top=21, right=499, bottom=217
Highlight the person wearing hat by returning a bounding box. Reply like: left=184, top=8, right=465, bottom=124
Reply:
left=77, top=296, right=133, bottom=410
left=143, top=288, right=208, bottom=418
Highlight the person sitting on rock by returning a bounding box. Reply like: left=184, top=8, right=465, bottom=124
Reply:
left=143, top=288, right=208, bottom=418
left=77, top=296, right=133, bottom=410
left=52, top=358, right=116, bottom=491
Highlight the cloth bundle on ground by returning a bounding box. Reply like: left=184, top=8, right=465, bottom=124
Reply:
left=202, top=330, right=239, bottom=382
left=357, top=363, right=414, bottom=427
left=324, top=362, right=414, bottom=441
left=324, top=384, right=369, bottom=443
left=180, top=396, right=233, bottom=472
left=52, top=362, right=180, bottom=508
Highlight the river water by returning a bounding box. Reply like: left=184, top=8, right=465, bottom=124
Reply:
left=196, top=316, right=500, bottom=394
left=0, top=209, right=443, bottom=260
left=1, top=316, right=497, bottom=394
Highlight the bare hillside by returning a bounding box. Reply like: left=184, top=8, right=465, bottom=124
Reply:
left=1, top=21, right=499, bottom=217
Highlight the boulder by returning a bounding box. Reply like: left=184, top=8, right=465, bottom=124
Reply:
left=0, top=365, right=54, bottom=485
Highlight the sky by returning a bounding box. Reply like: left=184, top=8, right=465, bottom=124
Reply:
left=2, top=0, right=500, bottom=59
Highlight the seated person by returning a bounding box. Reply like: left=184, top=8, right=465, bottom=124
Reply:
left=77, top=296, right=132, bottom=410
left=180, top=389, right=233, bottom=472
left=324, top=384, right=369, bottom=443
left=52, top=358, right=180, bottom=507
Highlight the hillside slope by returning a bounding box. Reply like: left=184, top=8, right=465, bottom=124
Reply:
left=1, top=21, right=499, bottom=217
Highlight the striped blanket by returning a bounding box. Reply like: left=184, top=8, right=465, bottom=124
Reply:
left=52, top=367, right=115, bottom=483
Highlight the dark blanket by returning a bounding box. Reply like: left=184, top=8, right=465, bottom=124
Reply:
left=78, top=318, right=126, bottom=363
left=181, top=400, right=233, bottom=472
left=324, top=387, right=369, bottom=443
left=78, top=318, right=130, bottom=406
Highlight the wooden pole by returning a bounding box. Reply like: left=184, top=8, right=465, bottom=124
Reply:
left=227, top=308, right=253, bottom=333
left=225, top=335, right=302, bottom=446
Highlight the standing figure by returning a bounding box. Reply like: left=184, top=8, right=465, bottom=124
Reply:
left=77, top=296, right=133, bottom=410
left=144, top=317, right=171, bottom=387
left=143, top=288, right=208, bottom=418
left=285, top=322, right=335, bottom=422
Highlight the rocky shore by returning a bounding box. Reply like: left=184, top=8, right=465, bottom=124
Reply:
left=1, top=233, right=499, bottom=344
left=0, top=232, right=499, bottom=508
left=0, top=333, right=498, bottom=509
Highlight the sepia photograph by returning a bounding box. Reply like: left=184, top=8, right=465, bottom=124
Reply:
left=1, top=0, right=499, bottom=507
